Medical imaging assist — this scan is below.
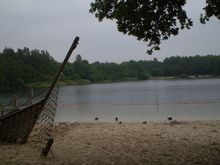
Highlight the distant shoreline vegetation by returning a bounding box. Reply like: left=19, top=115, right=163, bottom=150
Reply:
left=0, top=47, right=220, bottom=90
left=27, top=75, right=220, bottom=88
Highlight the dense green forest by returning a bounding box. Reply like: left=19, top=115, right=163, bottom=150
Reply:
left=0, top=47, right=220, bottom=89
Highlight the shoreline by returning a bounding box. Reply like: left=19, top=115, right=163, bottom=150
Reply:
left=0, top=76, right=219, bottom=91
left=1, top=120, right=220, bottom=164
left=54, top=75, right=220, bottom=86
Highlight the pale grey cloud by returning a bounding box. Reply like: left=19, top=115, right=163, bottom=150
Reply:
left=0, top=0, right=219, bottom=63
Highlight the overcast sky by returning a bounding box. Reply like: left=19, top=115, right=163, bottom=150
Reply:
left=0, top=0, right=220, bottom=63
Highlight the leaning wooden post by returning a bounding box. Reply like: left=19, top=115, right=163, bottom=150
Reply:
left=44, top=36, right=79, bottom=102
left=41, top=138, right=54, bottom=157
left=40, top=36, right=79, bottom=157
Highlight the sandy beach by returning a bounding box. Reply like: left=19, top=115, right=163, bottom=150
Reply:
left=0, top=120, right=220, bottom=164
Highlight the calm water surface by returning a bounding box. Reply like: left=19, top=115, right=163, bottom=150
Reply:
left=55, top=78, right=220, bottom=122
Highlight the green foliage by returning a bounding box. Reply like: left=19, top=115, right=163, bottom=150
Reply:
left=0, top=47, right=59, bottom=89
left=0, top=47, right=220, bottom=89
left=90, top=0, right=220, bottom=54
left=200, top=0, right=220, bottom=24
left=63, top=55, right=220, bottom=83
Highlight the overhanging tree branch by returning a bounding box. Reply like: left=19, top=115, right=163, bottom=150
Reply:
left=90, top=0, right=220, bottom=55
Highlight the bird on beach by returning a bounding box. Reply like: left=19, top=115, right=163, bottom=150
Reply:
left=115, top=117, right=118, bottom=122
left=142, top=121, right=147, bottom=124
left=167, top=117, right=172, bottom=121
left=118, top=121, right=122, bottom=124
left=94, top=117, right=99, bottom=121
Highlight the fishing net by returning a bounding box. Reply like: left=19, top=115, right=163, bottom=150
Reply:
left=0, top=81, right=60, bottom=149
left=0, top=36, right=79, bottom=156
left=0, top=100, right=45, bottom=144
left=28, top=85, right=59, bottom=150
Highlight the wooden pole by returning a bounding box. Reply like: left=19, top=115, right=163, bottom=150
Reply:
left=44, top=36, right=79, bottom=102
left=41, top=138, right=54, bottom=157
left=29, top=88, right=34, bottom=106
left=14, top=95, right=18, bottom=109
left=0, top=104, right=3, bottom=116
left=156, top=92, right=159, bottom=112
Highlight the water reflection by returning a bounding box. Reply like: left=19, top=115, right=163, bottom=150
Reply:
left=1, top=79, right=220, bottom=122
left=55, top=79, right=220, bottom=122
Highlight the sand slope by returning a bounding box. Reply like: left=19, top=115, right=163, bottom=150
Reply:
left=0, top=121, right=220, bottom=164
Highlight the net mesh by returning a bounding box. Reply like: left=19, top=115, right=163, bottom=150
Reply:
left=0, top=100, right=45, bottom=144
left=0, top=36, right=79, bottom=156
left=0, top=80, right=60, bottom=157
left=28, top=85, right=59, bottom=150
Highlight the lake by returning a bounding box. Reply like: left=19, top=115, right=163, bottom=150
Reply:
left=55, top=78, right=220, bottom=122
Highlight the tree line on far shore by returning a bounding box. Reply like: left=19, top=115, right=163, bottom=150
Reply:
left=0, top=47, right=220, bottom=89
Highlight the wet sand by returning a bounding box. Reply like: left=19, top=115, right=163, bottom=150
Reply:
left=0, top=120, right=220, bottom=164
